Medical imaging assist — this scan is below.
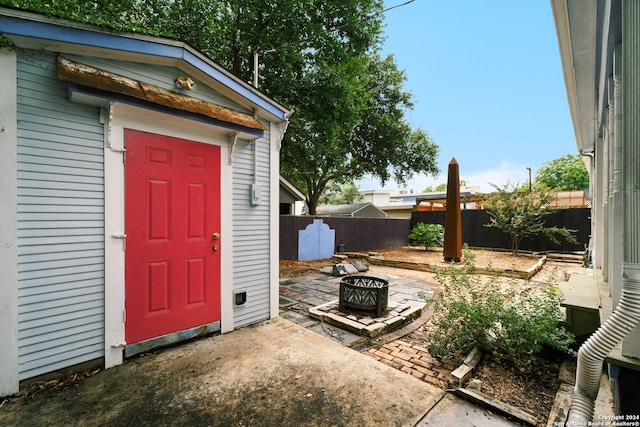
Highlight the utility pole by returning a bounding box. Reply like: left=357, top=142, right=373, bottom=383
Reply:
left=253, top=49, right=275, bottom=88
left=527, top=166, right=532, bottom=191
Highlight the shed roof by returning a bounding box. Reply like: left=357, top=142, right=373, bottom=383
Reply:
left=0, top=7, right=292, bottom=124
left=279, top=176, right=306, bottom=202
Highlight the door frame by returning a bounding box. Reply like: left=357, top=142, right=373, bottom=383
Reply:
left=103, top=102, right=234, bottom=369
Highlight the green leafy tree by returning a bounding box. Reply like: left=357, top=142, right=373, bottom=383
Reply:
left=423, top=181, right=466, bottom=193
left=318, top=180, right=363, bottom=205
left=1, top=0, right=151, bottom=32
left=534, top=153, right=589, bottom=191
left=5, top=1, right=439, bottom=215
left=409, top=223, right=444, bottom=250
left=483, top=182, right=576, bottom=255
left=281, top=52, right=439, bottom=214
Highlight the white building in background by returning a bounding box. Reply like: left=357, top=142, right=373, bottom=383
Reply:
left=360, top=187, right=482, bottom=219
left=279, top=176, right=306, bottom=215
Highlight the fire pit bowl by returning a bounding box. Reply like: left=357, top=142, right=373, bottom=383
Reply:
left=339, top=275, right=389, bottom=318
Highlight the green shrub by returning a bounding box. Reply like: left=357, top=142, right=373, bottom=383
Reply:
left=483, top=182, right=577, bottom=255
left=426, top=249, right=575, bottom=367
left=409, top=222, right=444, bottom=250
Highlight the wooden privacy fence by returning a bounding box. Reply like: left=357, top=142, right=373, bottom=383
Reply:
left=280, top=208, right=591, bottom=260
left=280, top=216, right=410, bottom=260
left=411, top=208, right=591, bottom=253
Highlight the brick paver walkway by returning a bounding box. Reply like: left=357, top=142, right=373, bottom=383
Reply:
left=362, top=328, right=460, bottom=389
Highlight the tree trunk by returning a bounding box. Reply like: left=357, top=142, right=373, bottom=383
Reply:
left=511, top=235, right=520, bottom=255
left=307, top=197, right=319, bottom=215
left=306, top=182, right=326, bottom=215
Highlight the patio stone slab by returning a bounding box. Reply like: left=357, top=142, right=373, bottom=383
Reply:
left=309, top=323, right=363, bottom=346
left=309, top=298, right=426, bottom=338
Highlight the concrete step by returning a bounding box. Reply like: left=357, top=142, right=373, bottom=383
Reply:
left=558, top=273, right=600, bottom=337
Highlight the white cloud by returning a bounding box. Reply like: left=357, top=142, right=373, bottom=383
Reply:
left=357, top=160, right=531, bottom=194
left=462, top=161, right=532, bottom=192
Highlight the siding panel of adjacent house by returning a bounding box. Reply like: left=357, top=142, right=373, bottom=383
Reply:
left=232, top=137, right=272, bottom=327
left=16, top=51, right=105, bottom=380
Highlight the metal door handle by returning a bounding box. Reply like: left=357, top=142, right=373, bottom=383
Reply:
left=212, top=232, right=221, bottom=240
left=212, top=245, right=219, bottom=252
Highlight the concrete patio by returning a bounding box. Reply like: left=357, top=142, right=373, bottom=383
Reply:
left=0, top=316, right=527, bottom=427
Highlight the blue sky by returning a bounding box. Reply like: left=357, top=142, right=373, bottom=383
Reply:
left=358, top=0, right=576, bottom=193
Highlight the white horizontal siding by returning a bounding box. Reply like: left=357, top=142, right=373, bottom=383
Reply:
left=232, top=135, right=272, bottom=328
left=19, top=337, right=104, bottom=377
left=19, top=276, right=104, bottom=297
left=16, top=51, right=105, bottom=380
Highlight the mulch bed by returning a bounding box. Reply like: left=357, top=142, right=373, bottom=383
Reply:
left=472, top=351, right=563, bottom=425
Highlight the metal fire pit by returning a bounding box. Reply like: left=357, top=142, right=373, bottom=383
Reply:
left=339, top=275, right=389, bottom=318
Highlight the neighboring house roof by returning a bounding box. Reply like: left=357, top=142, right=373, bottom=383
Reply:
left=316, top=203, right=387, bottom=218
left=0, top=7, right=292, bottom=126
left=279, top=176, right=305, bottom=202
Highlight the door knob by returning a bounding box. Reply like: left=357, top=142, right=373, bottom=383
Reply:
left=212, top=245, right=219, bottom=252
left=212, top=232, right=221, bottom=240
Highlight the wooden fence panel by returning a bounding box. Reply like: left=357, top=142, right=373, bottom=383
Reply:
left=280, top=216, right=410, bottom=260
left=280, top=208, right=590, bottom=260
left=411, top=208, right=591, bottom=253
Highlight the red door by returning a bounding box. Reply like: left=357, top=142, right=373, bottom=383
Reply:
left=124, top=129, right=221, bottom=344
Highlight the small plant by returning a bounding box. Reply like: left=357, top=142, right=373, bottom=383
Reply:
left=416, top=291, right=431, bottom=302
left=409, top=222, right=444, bottom=250
left=426, top=252, right=575, bottom=367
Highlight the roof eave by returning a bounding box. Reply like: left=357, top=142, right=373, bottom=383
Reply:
left=550, top=0, right=599, bottom=154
